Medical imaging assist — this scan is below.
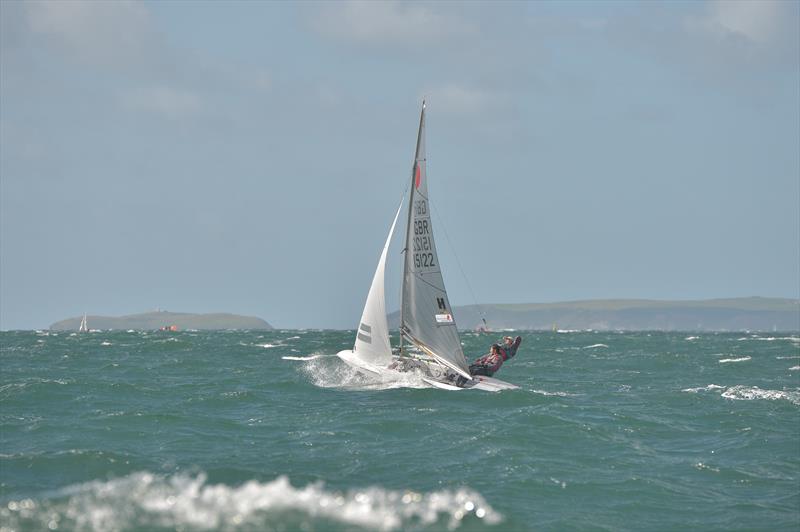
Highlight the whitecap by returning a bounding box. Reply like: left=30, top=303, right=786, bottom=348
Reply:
left=681, top=384, right=725, bottom=393
left=721, top=385, right=800, bottom=405
left=304, top=356, right=430, bottom=390
left=532, top=389, right=576, bottom=397
left=718, top=357, right=751, bottom=364
left=685, top=336, right=699, bottom=341
left=281, top=354, right=332, bottom=361
left=2, top=472, right=502, bottom=531
left=789, top=366, right=800, bottom=371
left=582, top=344, right=608, bottom=349
left=100, top=341, right=112, bottom=346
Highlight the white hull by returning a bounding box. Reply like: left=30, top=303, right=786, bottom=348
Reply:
left=336, top=350, right=518, bottom=392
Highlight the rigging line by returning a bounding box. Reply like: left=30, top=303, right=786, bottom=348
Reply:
left=429, top=199, right=488, bottom=326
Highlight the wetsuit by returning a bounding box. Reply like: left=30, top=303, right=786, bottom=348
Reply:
left=469, top=336, right=522, bottom=377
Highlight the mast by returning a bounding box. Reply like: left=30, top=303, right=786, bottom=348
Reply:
left=400, top=100, right=426, bottom=355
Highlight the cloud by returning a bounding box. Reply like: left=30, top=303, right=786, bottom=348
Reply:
left=700, top=0, right=785, bottom=45
left=120, top=86, right=203, bottom=119
left=309, top=1, right=475, bottom=47
left=682, top=0, right=799, bottom=65
left=24, top=0, right=157, bottom=67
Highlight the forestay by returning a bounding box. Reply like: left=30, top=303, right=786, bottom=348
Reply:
left=401, top=103, right=471, bottom=379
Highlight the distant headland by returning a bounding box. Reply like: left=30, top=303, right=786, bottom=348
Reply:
left=390, top=297, right=799, bottom=332
left=49, top=311, right=273, bottom=331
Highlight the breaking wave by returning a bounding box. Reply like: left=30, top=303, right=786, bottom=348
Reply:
left=1, top=472, right=502, bottom=531
left=300, top=354, right=430, bottom=390
left=682, top=384, right=726, bottom=393
left=718, top=357, right=751, bottom=364
left=281, top=354, right=333, bottom=361
left=682, top=384, right=800, bottom=405
left=720, top=386, right=800, bottom=405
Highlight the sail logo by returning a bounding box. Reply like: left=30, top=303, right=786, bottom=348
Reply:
left=357, top=322, right=372, bottom=344
left=415, top=165, right=421, bottom=189
left=435, top=313, right=454, bottom=324
left=437, top=297, right=447, bottom=311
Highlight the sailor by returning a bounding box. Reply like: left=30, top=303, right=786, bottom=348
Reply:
left=449, top=335, right=523, bottom=386
left=469, top=336, right=522, bottom=376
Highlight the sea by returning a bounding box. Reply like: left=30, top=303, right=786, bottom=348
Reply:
left=1, top=329, right=798, bottom=531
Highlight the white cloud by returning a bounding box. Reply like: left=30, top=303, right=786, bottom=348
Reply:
left=704, top=0, right=784, bottom=45
left=25, top=0, right=156, bottom=67
left=121, top=86, right=202, bottom=119
left=310, top=1, right=475, bottom=46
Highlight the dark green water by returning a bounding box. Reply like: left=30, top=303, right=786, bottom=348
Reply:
left=1, top=329, right=798, bottom=531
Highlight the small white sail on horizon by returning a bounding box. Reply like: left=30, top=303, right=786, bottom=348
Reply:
left=78, top=313, right=88, bottom=332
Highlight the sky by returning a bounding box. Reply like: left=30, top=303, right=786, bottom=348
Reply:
left=1, top=0, right=798, bottom=330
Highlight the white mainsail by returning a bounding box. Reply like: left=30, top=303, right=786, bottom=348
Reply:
left=400, top=103, right=471, bottom=379
left=79, top=313, right=88, bottom=332
left=352, top=201, right=404, bottom=366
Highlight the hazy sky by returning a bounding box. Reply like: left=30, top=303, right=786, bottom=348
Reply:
left=1, top=0, right=798, bottom=330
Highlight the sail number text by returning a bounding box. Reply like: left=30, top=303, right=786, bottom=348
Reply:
left=412, top=201, right=435, bottom=269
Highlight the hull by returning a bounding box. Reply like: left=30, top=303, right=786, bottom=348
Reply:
left=336, top=350, right=395, bottom=378
left=337, top=350, right=518, bottom=391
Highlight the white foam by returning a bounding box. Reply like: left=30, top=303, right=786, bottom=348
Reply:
left=281, top=354, right=332, bottom=361
left=532, top=389, right=576, bottom=397
left=721, top=385, right=800, bottom=405
left=789, top=366, right=800, bottom=371
left=685, top=336, right=699, bottom=341
left=256, top=343, right=278, bottom=349
left=3, top=472, right=501, bottom=531
left=718, top=357, right=751, bottom=364
left=681, top=384, right=725, bottom=393
left=100, top=341, right=112, bottom=346
left=302, top=356, right=430, bottom=390
left=582, top=344, right=608, bottom=349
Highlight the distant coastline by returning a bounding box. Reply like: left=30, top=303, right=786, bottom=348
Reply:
left=49, top=311, right=273, bottom=331
left=390, top=297, right=799, bottom=332
left=43, top=298, right=799, bottom=332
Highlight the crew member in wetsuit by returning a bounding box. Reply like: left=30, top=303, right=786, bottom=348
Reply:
left=469, top=335, right=522, bottom=377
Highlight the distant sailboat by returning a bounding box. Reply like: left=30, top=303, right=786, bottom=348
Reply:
left=78, top=313, right=88, bottom=332
left=336, top=102, right=517, bottom=392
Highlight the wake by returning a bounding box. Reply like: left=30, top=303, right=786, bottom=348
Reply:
left=291, top=353, right=430, bottom=390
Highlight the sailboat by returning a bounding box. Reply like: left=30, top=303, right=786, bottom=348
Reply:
left=78, top=313, right=88, bottom=332
left=336, top=102, right=518, bottom=392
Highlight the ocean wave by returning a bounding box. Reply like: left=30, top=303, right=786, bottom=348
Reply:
left=302, top=356, right=430, bottom=390
left=582, top=344, right=608, bottom=349
left=718, top=357, right=751, bottom=364
left=1, top=472, right=501, bottom=531
left=681, top=384, right=726, bottom=393
left=681, top=384, right=799, bottom=404
left=281, top=354, right=332, bottom=361
left=720, top=386, right=800, bottom=405
left=532, top=389, right=576, bottom=397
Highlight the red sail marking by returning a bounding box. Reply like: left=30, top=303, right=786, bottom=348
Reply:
left=415, top=165, right=421, bottom=189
